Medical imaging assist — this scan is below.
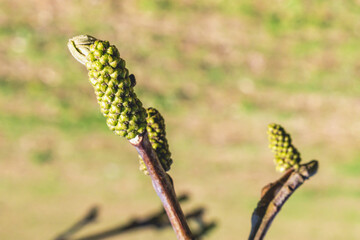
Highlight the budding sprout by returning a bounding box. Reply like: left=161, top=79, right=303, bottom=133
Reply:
left=68, top=35, right=147, bottom=140
left=267, top=123, right=301, bottom=172
left=139, top=107, right=173, bottom=175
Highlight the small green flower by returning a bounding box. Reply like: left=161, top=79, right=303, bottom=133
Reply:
left=139, top=107, right=173, bottom=175
left=267, top=123, right=301, bottom=172
left=68, top=35, right=147, bottom=139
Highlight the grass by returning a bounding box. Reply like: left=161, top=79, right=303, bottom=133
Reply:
left=0, top=0, right=360, bottom=239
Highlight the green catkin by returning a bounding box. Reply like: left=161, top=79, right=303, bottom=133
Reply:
left=267, top=123, right=301, bottom=172
left=139, top=107, right=173, bottom=175
left=69, top=36, right=147, bottom=139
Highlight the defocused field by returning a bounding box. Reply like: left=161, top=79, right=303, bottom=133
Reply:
left=1, top=0, right=360, bottom=239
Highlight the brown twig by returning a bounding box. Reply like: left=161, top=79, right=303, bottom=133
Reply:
left=129, top=132, right=193, bottom=240
left=248, top=160, right=319, bottom=240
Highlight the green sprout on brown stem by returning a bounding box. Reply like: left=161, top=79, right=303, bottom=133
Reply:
left=139, top=107, right=173, bottom=175
left=68, top=35, right=192, bottom=240
left=68, top=35, right=319, bottom=240
left=248, top=124, right=319, bottom=240
left=267, top=123, right=301, bottom=172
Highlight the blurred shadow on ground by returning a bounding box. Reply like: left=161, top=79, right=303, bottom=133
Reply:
left=54, top=194, right=216, bottom=240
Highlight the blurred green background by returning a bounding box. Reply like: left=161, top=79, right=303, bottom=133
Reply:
left=1, top=0, right=360, bottom=239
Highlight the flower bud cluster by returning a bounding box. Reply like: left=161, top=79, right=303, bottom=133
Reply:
left=267, top=123, right=301, bottom=172
left=85, top=40, right=147, bottom=139
left=139, top=107, right=173, bottom=175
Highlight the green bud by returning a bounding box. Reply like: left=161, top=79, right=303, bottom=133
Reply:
left=127, top=132, right=136, bottom=139
left=68, top=35, right=147, bottom=139
left=106, top=117, right=118, bottom=127
left=267, top=123, right=301, bottom=172
left=139, top=107, right=173, bottom=175
left=68, top=35, right=97, bottom=65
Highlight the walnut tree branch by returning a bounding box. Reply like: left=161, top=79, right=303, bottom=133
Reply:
left=248, top=160, right=319, bottom=240
left=129, top=133, right=193, bottom=240
left=68, top=35, right=193, bottom=240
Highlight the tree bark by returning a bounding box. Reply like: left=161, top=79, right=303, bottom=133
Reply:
left=130, top=133, right=193, bottom=240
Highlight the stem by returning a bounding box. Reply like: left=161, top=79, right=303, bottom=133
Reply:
left=129, top=132, right=193, bottom=240
left=248, top=160, right=318, bottom=240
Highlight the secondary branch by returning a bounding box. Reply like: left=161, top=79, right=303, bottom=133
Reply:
left=248, top=160, right=318, bottom=240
